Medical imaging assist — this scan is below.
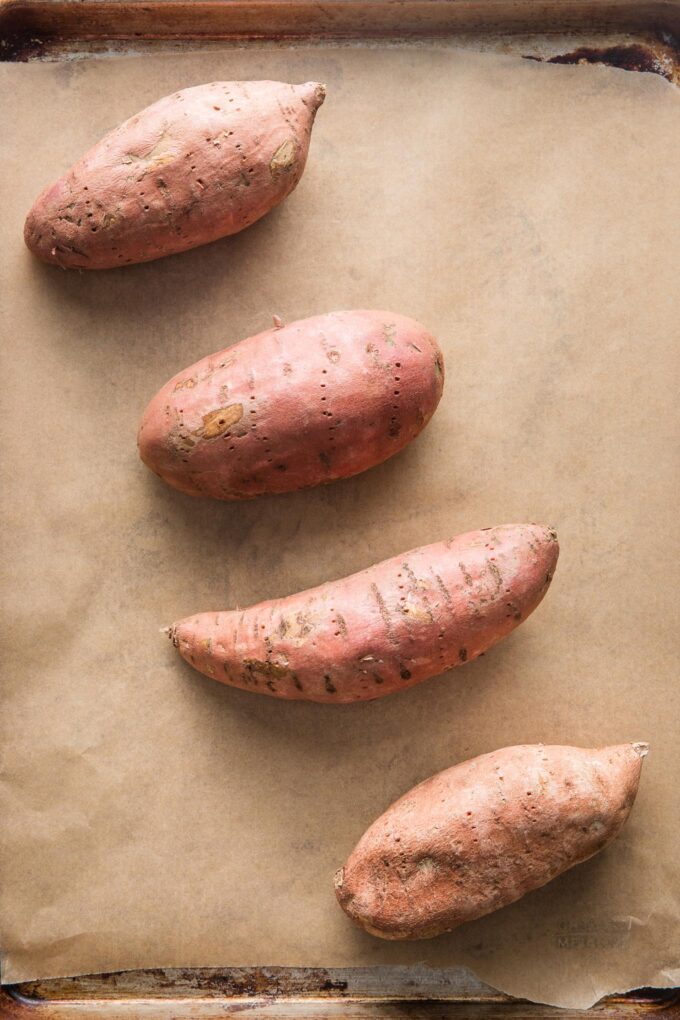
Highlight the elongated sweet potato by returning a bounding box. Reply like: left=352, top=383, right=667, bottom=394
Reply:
left=170, top=523, right=558, bottom=702
left=335, top=742, right=647, bottom=938
left=24, top=79, right=325, bottom=269
left=138, top=310, right=444, bottom=499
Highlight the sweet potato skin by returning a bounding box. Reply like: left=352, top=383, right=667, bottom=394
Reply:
left=335, top=742, right=647, bottom=938
left=170, top=523, right=558, bottom=702
left=138, top=310, right=444, bottom=499
left=24, top=80, right=325, bottom=269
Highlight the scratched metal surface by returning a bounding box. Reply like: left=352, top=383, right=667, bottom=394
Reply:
left=0, top=0, right=678, bottom=1014
left=2, top=967, right=680, bottom=1016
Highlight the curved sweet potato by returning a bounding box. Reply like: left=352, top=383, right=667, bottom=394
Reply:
left=138, top=310, right=444, bottom=499
left=170, top=523, right=558, bottom=702
left=335, top=742, right=647, bottom=938
left=24, top=79, right=325, bottom=269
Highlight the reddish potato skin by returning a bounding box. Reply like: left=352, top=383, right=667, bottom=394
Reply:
left=335, top=743, right=647, bottom=939
left=24, top=80, right=325, bottom=269
left=138, top=310, right=444, bottom=499
left=170, top=523, right=558, bottom=703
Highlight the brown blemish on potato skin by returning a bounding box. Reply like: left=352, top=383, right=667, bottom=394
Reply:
left=243, top=658, right=290, bottom=679
left=269, top=138, right=297, bottom=178
left=335, top=613, right=348, bottom=637
left=197, top=404, right=244, bottom=440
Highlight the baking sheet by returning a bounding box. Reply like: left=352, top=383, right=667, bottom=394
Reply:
left=0, top=45, right=678, bottom=1010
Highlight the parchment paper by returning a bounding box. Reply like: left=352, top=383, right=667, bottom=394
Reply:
left=1, top=45, right=678, bottom=1009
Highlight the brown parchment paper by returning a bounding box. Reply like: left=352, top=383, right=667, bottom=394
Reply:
left=1, top=45, right=678, bottom=1009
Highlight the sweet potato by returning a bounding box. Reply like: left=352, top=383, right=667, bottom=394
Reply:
left=170, top=523, right=558, bottom=702
left=24, top=80, right=325, bottom=269
left=335, top=742, right=647, bottom=938
left=138, top=310, right=444, bottom=499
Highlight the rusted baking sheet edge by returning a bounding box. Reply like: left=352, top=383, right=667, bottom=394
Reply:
left=1, top=0, right=680, bottom=50
left=2, top=0, right=680, bottom=84
left=0, top=970, right=679, bottom=1017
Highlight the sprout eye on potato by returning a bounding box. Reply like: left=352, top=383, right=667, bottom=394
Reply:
left=24, top=79, right=326, bottom=269
left=138, top=309, right=445, bottom=499
left=335, top=742, right=647, bottom=938
left=170, top=523, right=558, bottom=702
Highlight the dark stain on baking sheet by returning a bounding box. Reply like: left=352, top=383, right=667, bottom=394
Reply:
left=122, top=966, right=349, bottom=998
left=10, top=966, right=352, bottom=1003
left=525, top=43, right=674, bottom=80
left=0, top=30, right=50, bottom=62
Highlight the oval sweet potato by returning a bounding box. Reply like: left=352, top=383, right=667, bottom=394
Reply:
left=170, top=523, right=558, bottom=702
left=24, top=79, right=325, bottom=269
left=138, top=310, right=444, bottom=499
left=335, top=742, right=647, bottom=938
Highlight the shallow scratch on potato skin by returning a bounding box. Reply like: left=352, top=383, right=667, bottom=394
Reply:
left=459, top=562, right=474, bottom=587
left=121, top=129, right=178, bottom=169
left=370, top=583, right=398, bottom=645
left=487, top=559, right=505, bottom=593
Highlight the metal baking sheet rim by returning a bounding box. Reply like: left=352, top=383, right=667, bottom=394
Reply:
left=0, top=0, right=678, bottom=1014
